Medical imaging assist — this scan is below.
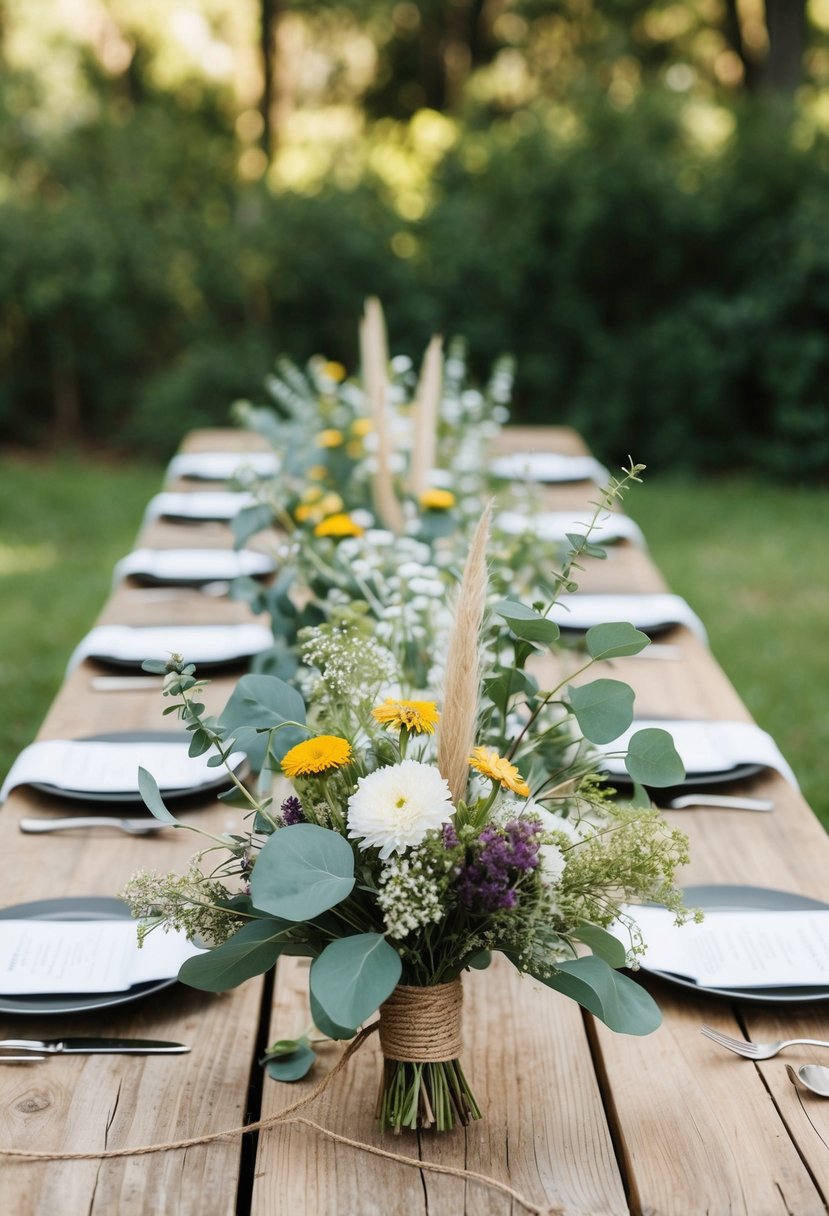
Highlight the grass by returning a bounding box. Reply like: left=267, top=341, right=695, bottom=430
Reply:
left=627, top=475, right=829, bottom=829
left=0, top=452, right=163, bottom=772
left=0, top=455, right=826, bottom=829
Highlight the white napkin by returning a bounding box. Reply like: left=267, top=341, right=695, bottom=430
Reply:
left=112, top=548, right=275, bottom=586
left=549, top=594, right=707, bottom=643
left=490, top=452, right=610, bottom=484
left=0, top=739, right=247, bottom=803
left=627, top=905, right=829, bottom=989
left=595, top=719, right=798, bottom=788
left=66, top=624, right=274, bottom=675
left=166, top=451, right=279, bottom=482
left=494, top=509, right=646, bottom=549
left=0, top=920, right=203, bottom=995
left=142, top=491, right=257, bottom=525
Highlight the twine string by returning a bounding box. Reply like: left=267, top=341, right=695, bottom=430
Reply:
left=0, top=1019, right=563, bottom=1216
left=379, top=979, right=463, bottom=1063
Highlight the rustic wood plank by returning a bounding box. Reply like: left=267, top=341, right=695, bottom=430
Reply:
left=252, top=955, right=629, bottom=1216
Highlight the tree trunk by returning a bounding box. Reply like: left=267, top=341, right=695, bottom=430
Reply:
left=260, top=0, right=279, bottom=155
left=761, top=0, right=806, bottom=92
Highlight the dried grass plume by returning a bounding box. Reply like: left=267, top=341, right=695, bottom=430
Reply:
left=359, top=297, right=404, bottom=535
left=437, top=501, right=493, bottom=804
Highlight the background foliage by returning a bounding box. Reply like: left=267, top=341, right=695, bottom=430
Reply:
left=1, top=1, right=828, bottom=474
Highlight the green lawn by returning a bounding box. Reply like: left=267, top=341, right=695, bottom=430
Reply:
left=627, top=476, right=829, bottom=829
left=0, top=456, right=826, bottom=829
left=0, top=453, right=163, bottom=770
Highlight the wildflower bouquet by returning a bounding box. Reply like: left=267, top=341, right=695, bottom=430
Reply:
left=125, top=512, right=690, bottom=1135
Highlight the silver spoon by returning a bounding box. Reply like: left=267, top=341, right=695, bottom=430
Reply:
left=20, top=816, right=169, bottom=837
left=786, top=1063, right=829, bottom=1097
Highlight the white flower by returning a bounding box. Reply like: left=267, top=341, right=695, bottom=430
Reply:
left=347, top=760, right=454, bottom=858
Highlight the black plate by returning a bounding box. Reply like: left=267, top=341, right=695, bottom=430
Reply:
left=641, top=884, right=829, bottom=1004
left=605, top=762, right=765, bottom=793
left=0, top=897, right=178, bottom=1016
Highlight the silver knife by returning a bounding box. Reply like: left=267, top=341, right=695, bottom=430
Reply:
left=0, top=1038, right=189, bottom=1056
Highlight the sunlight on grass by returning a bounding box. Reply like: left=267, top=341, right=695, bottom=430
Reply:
left=0, top=541, right=57, bottom=575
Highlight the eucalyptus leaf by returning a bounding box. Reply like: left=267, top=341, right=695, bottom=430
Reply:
left=586, top=622, right=650, bottom=661
left=178, top=919, right=293, bottom=992
left=310, top=989, right=357, bottom=1040
left=466, top=950, right=492, bottom=971
left=570, top=923, right=627, bottom=968
left=231, top=502, right=274, bottom=549
left=265, top=1043, right=316, bottom=1082
left=494, top=599, right=560, bottom=645
left=141, top=659, right=169, bottom=675
left=137, top=767, right=179, bottom=826
left=250, top=823, right=355, bottom=921
left=625, top=728, right=685, bottom=788
left=218, top=674, right=307, bottom=771
left=310, top=934, right=402, bottom=1028
left=568, top=679, right=635, bottom=744
left=533, top=955, right=662, bottom=1034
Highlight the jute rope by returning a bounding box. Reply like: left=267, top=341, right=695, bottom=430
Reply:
left=0, top=1021, right=563, bottom=1215
left=379, top=980, right=462, bottom=1062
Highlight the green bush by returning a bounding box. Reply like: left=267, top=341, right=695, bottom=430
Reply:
left=1, top=72, right=828, bottom=477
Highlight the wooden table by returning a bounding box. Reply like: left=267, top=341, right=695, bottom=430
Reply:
left=2, top=427, right=828, bottom=1215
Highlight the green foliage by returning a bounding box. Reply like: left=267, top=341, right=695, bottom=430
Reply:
left=178, top=919, right=292, bottom=992
left=2, top=65, right=829, bottom=478
left=568, top=678, right=635, bottom=744
left=530, top=955, right=663, bottom=1035
left=625, top=728, right=687, bottom=788
left=310, top=933, right=403, bottom=1028
left=250, top=823, right=356, bottom=921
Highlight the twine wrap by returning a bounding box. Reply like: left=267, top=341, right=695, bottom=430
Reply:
left=378, top=979, right=463, bottom=1063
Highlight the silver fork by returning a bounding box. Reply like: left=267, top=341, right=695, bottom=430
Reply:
left=20, top=817, right=168, bottom=837
left=701, top=1024, right=829, bottom=1059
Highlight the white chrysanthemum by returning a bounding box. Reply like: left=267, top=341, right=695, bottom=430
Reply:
left=347, top=760, right=454, bottom=858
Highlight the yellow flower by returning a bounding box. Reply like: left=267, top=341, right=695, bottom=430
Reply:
left=314, top=512, right=365, bottom=539
left=282, top=735, right=352, bottom=778
left=372, top=698, right=441, bottom=735
left=419, top=488, right=456, bottom=511
left=351, top=417, right=373, bottom=438
left=319, top=492, right=344, bottom=515
left=322, top=361, right=347, bottom=382
left=468, top=746, right=530, bottom=797
left=294, top=503, right=315, bottom=523
left=316, top=428, right=344, bottom=449
left=300, top=485, right=324, bottom=503
left=307, top=464, right=329, bottom=482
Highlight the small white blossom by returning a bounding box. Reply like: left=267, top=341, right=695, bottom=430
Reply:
left=377, top=854, right=444, bottom=939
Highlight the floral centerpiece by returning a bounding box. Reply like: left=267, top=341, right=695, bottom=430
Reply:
left=125, top=509, right=692, bottom=1135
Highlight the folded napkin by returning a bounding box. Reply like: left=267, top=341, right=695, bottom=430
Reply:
left=66, top=623, right=274, bottom=675
left=112, top=547, right=275, bottom=586
left=494, top=509, right=646, bottom=549
left=549, top=593, right=707, bottom=643
left=166, top=451, right=279, bottom=482
left=0, top=738, right=247, bottom=804
left=628, top=904, right=829, bottom=989
left=142, top=491, right=257, bottom=525
left=0, top=919, right=203, bottom=995
left=595, top=719, right=798, bottom=788
left=490, top=452, right=610, bottom=484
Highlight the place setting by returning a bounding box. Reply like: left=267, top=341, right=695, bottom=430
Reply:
left=142, top=490, right=259, bottom=526
left=0, top=730, right=247, bottom=811
left=0, top=894, right=204, bottom=1019
left=494, top=506, right=647, bottom=548
left=165, top=451, right=280, bottom=483
left=490, top=451, right=610, bottom=485
left=112, top=547, right=276, bottom=587
left=66, top=622, right=275, bottom=677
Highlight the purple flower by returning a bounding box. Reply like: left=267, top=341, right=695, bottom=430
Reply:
left=280, top=795, right=305, bottom=826
left=442, top=822, right=459, bottom=849
left=456, top=819, right=541, bottom=913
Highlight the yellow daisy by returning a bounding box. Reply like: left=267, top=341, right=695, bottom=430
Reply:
left=372, top=699, right=441, bottom=735
left=316, top=428, right=344, bottom=449
left=314, top=513, right=365, bottom=539
left=293, top=503, right=316, bottom=523
left=419, top=488, right=456, bottom=511
left=468, top=746, right=530, bottom=797
left=322, top=361, right=347, bottom=382
left=351, top=418, right=373, bottom=438
left=282, top=735, right=352, bottom=779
